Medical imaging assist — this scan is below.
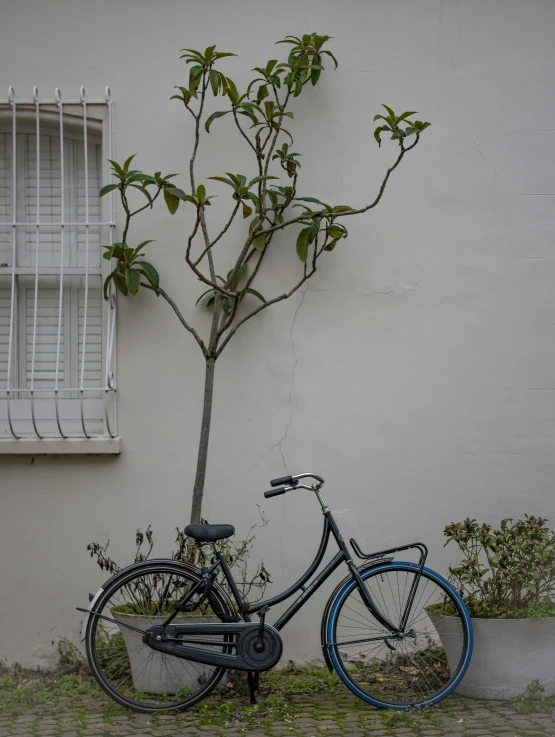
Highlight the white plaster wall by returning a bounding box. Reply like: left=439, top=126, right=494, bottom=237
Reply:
left=1, top=0, right=555, bottom=668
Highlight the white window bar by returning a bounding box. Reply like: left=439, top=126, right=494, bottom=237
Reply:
left=0, top=86, right=117, bottom=441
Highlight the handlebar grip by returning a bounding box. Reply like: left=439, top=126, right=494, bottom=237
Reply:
left=264, top=487, right=288, bottom=498
left=270, top=475, right=294, bottom=487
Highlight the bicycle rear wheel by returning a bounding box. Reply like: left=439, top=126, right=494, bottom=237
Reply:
left=85, top=561, right=235, bottom=713
left=326, top=562, right=473, bottom=708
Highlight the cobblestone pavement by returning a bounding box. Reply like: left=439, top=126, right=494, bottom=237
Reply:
left=2, top=685, right=555, bottom=737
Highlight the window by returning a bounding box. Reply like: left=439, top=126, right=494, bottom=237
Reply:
left=0, top=88, right=118, bottom=450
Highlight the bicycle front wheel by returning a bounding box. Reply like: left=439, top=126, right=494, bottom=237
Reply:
left=326, top=562, right=473, bottom=708
left=85, top=561, right=235, bottom=713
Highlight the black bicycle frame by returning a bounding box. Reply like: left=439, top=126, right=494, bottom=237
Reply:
left=175, top=509, right=428, bottom=637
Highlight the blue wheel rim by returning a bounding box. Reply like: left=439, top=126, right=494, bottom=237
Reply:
left=326, top=562, right=473, bottom=709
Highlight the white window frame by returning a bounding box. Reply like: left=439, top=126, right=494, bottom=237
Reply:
left=0, top=86, right=119, bottom=453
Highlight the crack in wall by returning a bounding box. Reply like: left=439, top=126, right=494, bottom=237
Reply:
left=277, top=284, right=309, bottom=473
left=251, top=286, right=309, bottom=473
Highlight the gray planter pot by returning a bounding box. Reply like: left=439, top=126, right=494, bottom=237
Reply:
left=429, top=612, right=555, bottom=699
left=112, top=610, right=221, bottom=695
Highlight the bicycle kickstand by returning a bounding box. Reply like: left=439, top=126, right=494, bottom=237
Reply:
left=247, top=671, right=260, bottom=705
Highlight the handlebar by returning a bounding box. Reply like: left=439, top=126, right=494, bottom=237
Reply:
left=264, top=472, right=325, bottom=500
left=264, top=487, right=288, bottom=498
left=270, top=475, right=294, bottom=487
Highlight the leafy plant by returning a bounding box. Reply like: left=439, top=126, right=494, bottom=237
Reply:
left=87, top=507, right=271, bottom=611
left=441, top=516, right=555, bottom=618
left=99, top=33, right=431, bottom=524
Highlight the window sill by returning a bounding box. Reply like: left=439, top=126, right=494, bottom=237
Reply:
left=0, top=436, right=121, bottom=455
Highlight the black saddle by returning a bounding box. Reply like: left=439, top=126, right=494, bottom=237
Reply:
left=185, top=523, right=235, bottom=542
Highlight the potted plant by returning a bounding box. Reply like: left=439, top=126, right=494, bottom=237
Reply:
left=87, top=513, right=270, bottom=694
left=428, top=516, right=555, bottom=699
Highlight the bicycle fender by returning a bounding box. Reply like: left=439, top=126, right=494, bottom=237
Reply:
left=79, top=558, right=236, bottom=642
left=320, top=558, right=393, bottom=671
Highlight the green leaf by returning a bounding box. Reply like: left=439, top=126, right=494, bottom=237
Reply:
left=295, top=196, right=323, bottom=205
left=125, top=268, right=141, bottom=295
left=257, top=84, right=269, bottom=102
left=308, top=218, right=320, bottom=243
left=252, top=235, right=265, bottom=251
left=195, top=288, right=214, bottom=307
left=310, top=66, right=321, bottom=86
left=324, top=237, right=339, bottom=252
left=248, top=175, right=279, bottom=187
left=227, top=262, right=248, bottom=290
left=204, top=44, right=217, bottom=60
left=164, top=188, right=180, bottom=214
left=123, top=154, right=136, bottom=174
left=242, top=202, right=253, bottom=218
left=130, top=184, right=153, bottom=206
left=107, top=159, right=124, bottom=178
left=374, top=125, right=387, bottom=146
left=321, top=49, right=338, bottom=68
left=327, top=225, right=343, bottom=239
left=225, top=77, right=239, bottom=105
left=132, top=240, right=155, bottom=257
left=332, top=205, right=353, bottom=213
left=209, top=69, right=220, bottom=96
left=296, top=228, right=310, bottom=262
left=112, top=273, right=128, bottom=296
left=135, top=261, right=159, bottom=289
left=396, top=111, right=418, bottom=124
left=205, top=109, right=231, bottom=132
left=249, top=216, right=261, bottom=235
left=242, top=287, right=266, bottom=303
left=196, top=184, right=206, bottom=201
left=103, top=272, right=114, bottom=300
left=99, top=183, right=118, bottom=197
left=382, top=104, right=396, bottom=120
left=208, top=175, right=236, bottom=188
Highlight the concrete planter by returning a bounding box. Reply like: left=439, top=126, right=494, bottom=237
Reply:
left=112, top=610, right=220, bottom=695
left=429, top=612, right=555, bottom=699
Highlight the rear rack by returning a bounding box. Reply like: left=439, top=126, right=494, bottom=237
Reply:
left=350, top=538, right=428, bottom=567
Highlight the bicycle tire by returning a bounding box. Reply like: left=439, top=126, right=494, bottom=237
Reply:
left=325, top=561, right=473, bottom=708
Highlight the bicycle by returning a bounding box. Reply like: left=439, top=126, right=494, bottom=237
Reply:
left=79, top=472, right=473, bottom=713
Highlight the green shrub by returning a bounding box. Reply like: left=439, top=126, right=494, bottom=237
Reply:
left=441, top=516, right=555, bottom=618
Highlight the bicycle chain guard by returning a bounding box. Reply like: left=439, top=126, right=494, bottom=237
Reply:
left=145, top=621, right=283, bottom=672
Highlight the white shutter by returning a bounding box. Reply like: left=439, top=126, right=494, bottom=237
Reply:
left=0, top=133, right=12, bottom=265
left=1, top=130, right=102, bottom=395
left=78, top=283, right=102, bottom=393
left=25, top=285, right=65, bottom=389
left=0, top=285, right=11, bottom=386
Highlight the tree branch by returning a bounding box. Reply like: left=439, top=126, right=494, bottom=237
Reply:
left=193, top=201, right=241, bottom=267
left=142, top=282, right=207, bottom=356
left=185, top=212, right=236, bottom=297
left=129, top=184, right=164, bottom=217
left=258, top=137, right=419, bottom=240
left=233, top=109, right=258, bottom=157
left=216, top=255, right=320, bottom=357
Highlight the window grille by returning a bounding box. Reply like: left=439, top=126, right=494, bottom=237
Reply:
left=0, top=87, right=117, bottom=446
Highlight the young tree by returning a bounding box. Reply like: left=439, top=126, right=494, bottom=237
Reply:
left=101, top=33, right=430, bottom=524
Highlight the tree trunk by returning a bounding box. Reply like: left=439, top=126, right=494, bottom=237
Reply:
left=190, top=357, right=216, bottom=524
